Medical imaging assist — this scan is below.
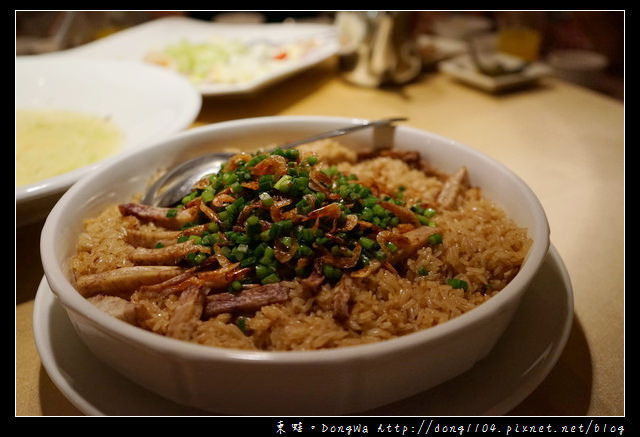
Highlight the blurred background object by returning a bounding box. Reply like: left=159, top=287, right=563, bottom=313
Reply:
left=543, top=11, right=623, bottom=96
left=15, top=11, right=182, bottom=54
left=430, top=13, right=493, bottom=40
left=496, top=11, right=545, bottom=62
left=15, top=11, right=76, bottom=54
left=208, top=12, right=266, bottom=24
left=413, top=10, right=623, bottom=99
left=16, top=10, right=624, bottom=100
left=547, top=49, right=608, bottom=88
left=337, top=11, right=422, bottom=88
left=190, top=11, right=334, bottom=24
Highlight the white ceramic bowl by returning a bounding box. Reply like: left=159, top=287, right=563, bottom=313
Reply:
left=40, top=116, right=550, bottom=415
left=16, top=56, right=202, bottom=225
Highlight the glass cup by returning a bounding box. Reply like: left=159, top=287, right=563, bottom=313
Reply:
left=496, top=12, right=545, bottom=62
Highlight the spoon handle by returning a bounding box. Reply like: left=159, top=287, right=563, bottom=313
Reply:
left=278, top=117, right=407, bottom=149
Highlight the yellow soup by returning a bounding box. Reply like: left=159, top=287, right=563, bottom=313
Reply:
left=16, top=109, right=124, bottom=187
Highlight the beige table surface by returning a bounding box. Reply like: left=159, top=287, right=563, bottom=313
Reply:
left=16, top=59, right=624, bottom=416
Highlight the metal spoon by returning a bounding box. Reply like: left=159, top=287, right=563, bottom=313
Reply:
left=142, top=117, right=407, bottom=207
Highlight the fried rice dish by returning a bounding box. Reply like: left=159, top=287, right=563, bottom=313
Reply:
left=70, top=140, right=531, bottom=351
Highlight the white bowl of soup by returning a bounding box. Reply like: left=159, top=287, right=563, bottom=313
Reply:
left=15, top=56, right=201, bottom=225
left=40, top=116, right=549, bottom=415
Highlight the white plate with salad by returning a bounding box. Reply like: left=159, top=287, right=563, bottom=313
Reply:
left=56, top=16, right=340, bottom=96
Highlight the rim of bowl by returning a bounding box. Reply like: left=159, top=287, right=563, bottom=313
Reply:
left=15, top=57, right=202, bottom=203
left=41, top=115, right=550, bottom=364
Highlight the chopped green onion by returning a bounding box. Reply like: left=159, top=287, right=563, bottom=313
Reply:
left=447, top=278, right=468, bottom=290
left=201, top=233, right=219, bottom=246
left=373, top=204, right=387, bottom=218
left=258, top=175, right=274, bottom=191
left=188, top=235, right=202, bottom=245
left=186, top=251, right=208, bottom=266
left=201, top=188, right=214, bottom=203
left=423, top=207, right=438, bottom=217
left=246, top=155, right=265, bottom=167
left=359, top=237, right=376, bottom=250
left=230, top=182, right=242, bottom=193
left=260, top=229, right=273, bottom=242
left=181, top=190, right=199, bottom=205
left=323, top=264, right=343, bottom=281
left=261, top=272, right=280, bottom=285
left=417, top=215, right=431, bottom=226
left=278, top=220, right=293, bottom=232
left=315, top=236, right=329, bottom=245
left=259, top=246, right=275, bottom=266
left=374, top=250, right=387, bottom=261
left=222, top=173, right=237, bottom=186
left=428, top=233, right=443, bottom=245
left=259, top=192, right=274, bottom=207
left=296, top=199, right=311, bottom=215
left=297, top=244, right=312, bottom=257
left=274, top=174, right=293, bottom=193
left=255, top=264, right=274, bottom=279
left=240, top=256, right=257, bottom=267
left=236, top=317, right=247, bottom=333
left=284, top=148, right=299, bottom=161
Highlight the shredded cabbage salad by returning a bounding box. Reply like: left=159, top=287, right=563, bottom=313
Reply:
left=146, top=37, right=317, bottom=85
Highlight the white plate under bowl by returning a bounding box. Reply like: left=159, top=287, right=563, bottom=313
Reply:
left=55, top=16, right=340, bottom=96
left=15, top=56, right=201, bottom=225
left=33, top=244, right=572, bottom=416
